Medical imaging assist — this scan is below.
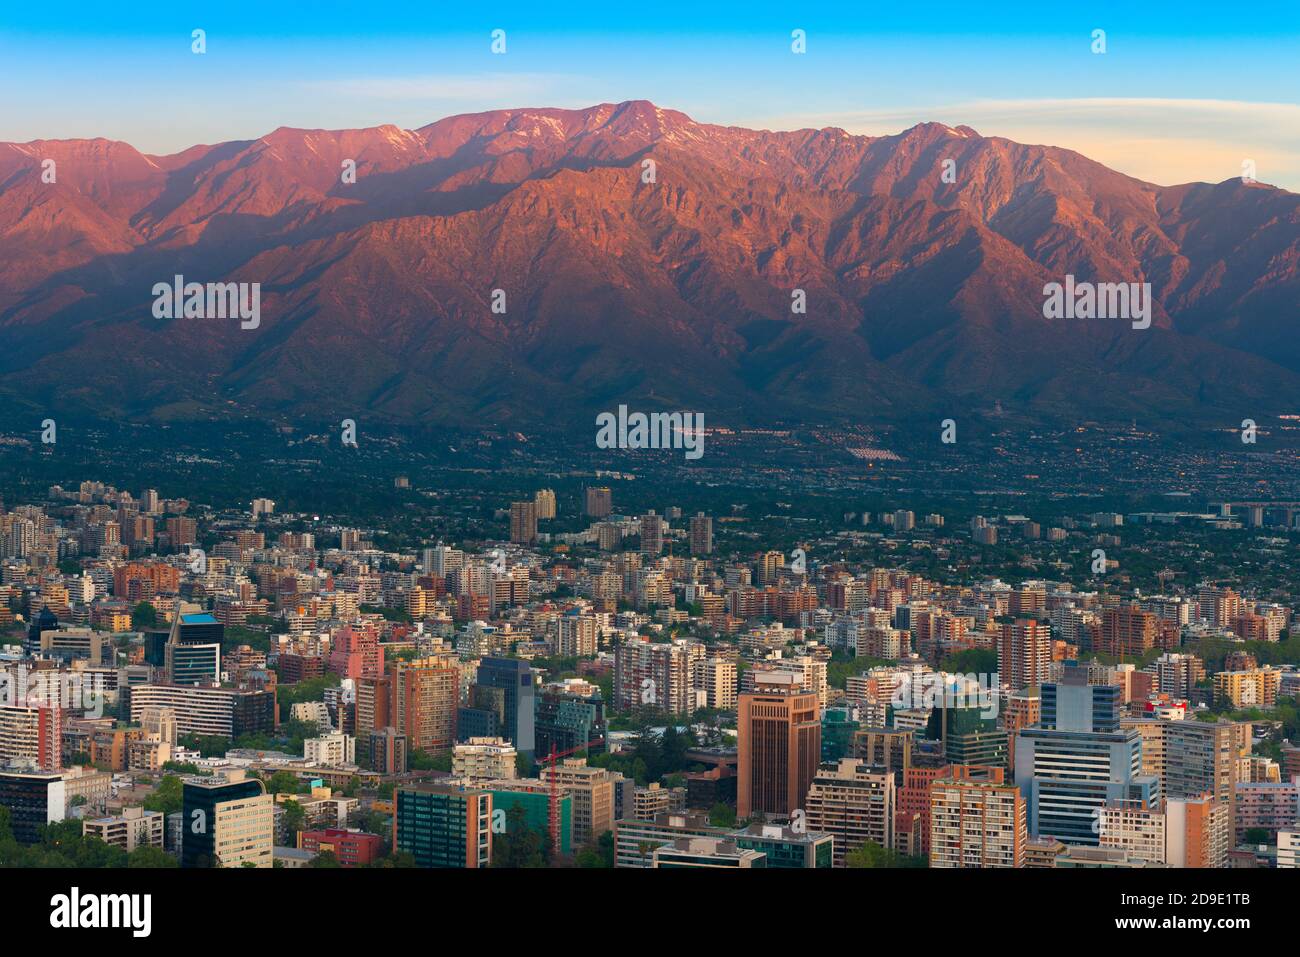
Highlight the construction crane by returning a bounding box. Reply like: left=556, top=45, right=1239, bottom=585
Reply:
left=538, top=735, right=606, bottom=856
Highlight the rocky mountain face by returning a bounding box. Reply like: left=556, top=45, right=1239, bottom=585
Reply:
left=1, top=100, right=1296, bottom=430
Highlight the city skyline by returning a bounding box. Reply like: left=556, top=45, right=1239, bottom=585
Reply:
left=0, top=5, right=1295, bottom=930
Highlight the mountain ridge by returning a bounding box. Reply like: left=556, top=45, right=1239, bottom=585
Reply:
left=1, top=100, right=1296, bottom=432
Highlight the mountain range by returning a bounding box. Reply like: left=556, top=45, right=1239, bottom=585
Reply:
left=1, top=100, right=1297, bottom=432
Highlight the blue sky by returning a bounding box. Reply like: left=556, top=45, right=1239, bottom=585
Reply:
left=2, top=1, right=1298, bottom=189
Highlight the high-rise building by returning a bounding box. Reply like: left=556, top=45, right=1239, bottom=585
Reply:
left=929, top=766, right=1027, bottom=868
left=1003, top=690, right=1041, bottom=770
left=732, top=822, right=834, bottom=868
left=534, top=685, right=606, bottom=760
left=557, top=612, right=598, bottom=657
left=928, top=707, right=1008, bottom=768
left=1197, top=586, right=1242, bottom=628
left=538, top=758, right=615, bottom=847
left=181, top=771, right=273, bottom=868
left=737, top=673, right=821, bottom=820
left=1121, top=717, right=1248, bottom=809
left=1213, top=668, right=1282, bottom=708
left=640, top=511, right=664, bottom=556
left=163, top=610, right=224, bottom=686
left=584, top=487, right=613, bottom=518
left=696, top=657, right=737, bottom=711
left=1233, top=778, right=1300, bottom=843
left=804, top=759, right=895, bottom=868
left=852, top=728, right=914, bottom=776
left=689, top=512, right=713, bottom=555
left=533, top=488, right=556, bottom=520
left=1098, top=794, right=1229, bottom=867
left=1150, top=653, right=1207, bottom=699
left=129, top=685, right=275, bottom=739
left=165, top=516, right=197, bottom=547
left=997, top=619, right=1051, bottom=691
left=354, top=675, right=393, bottom=766
left=1015, top=663, right=1159, bottom=846
left=613, top=811, right=724, bottom=868
left=368, top=728, right=407, bottom=774
left=510, top=501, right=538, bottom=545
left=392, top=656, right=459, bottom=755
left=1098, top=606, right=1175, bottom=658
left=614, top=638, right=702, bottom=714
left=652, top=837, right=767, bottom=868
left=0, top=770, right=65, bottom=843
left=394, top=785, right=492, bottom=868
left=0, top=704, right=62, bottom=771
left=473, top=657, right=536, bottom=756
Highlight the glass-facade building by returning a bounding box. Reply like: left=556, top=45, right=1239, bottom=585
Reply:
left=534, top=688, right=606, bottom=760
left=475, top=658, right=535, bottom=756
left=1015, top=664, right=1159, bottom=846
left=394, top=786, right=491, bottom=868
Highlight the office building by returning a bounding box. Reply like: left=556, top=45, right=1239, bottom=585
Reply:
left=534, top=685, right=606, bottom=761
left=737, top=673, right=821, bottom=820
left=733, top=822, right=833, bottom=868
left=164, top=611, right=224, bottom=686
left=614, top=811, right=723, bottom=868
left=652, top=837, right=766, bottom=868
left=0, top=770, right=65, bottom=843
left=180, top=771, right=273, bottom=868
left=487, top=782, right=574, bottom=857
left=474, top=657, right=536, bottom=756
left=394, top=785, right=492, bottom=868
left=1015, top=664, right=1159, bottom=846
